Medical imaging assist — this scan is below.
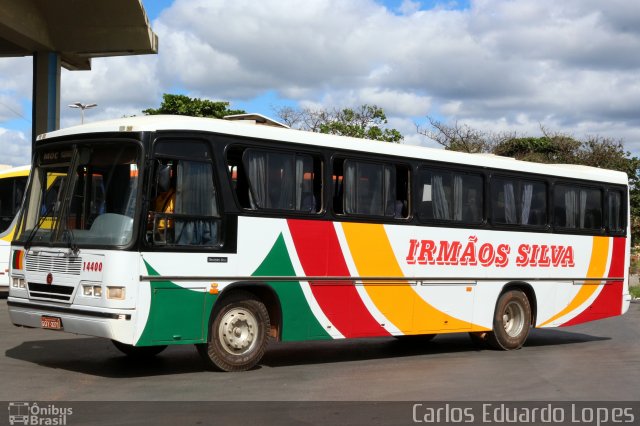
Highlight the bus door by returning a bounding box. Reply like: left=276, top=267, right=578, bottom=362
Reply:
left=144, top=138, right=225, bottom=344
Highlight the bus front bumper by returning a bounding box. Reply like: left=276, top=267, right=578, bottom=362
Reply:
left=7, top=297, right=135, bottom=343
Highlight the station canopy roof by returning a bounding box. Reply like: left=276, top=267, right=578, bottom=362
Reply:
left=0, top=0, right=158, bottom=70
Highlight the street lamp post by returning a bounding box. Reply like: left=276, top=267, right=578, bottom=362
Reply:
left=68, top=102, right=97, bottom=124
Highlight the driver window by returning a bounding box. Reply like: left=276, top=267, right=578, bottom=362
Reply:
left=149, top=140, right=221, bottom=247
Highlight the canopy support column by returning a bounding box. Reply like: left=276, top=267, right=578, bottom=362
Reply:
left=32, top=51, right=61, bottom=147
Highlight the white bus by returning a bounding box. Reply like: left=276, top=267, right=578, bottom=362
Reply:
left=7, top=115, right=631, bottom=371
left=0, top=165, right=29, bottom=291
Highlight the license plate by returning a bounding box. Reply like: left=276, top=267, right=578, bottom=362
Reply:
left=41, top=316, right=62, bottom=330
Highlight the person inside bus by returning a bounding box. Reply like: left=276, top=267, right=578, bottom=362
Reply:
left=150, top=163, right=176, bottom=241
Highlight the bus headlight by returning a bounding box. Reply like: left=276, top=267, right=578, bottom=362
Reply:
left=107, top=287, right=126, bottom=300
left=11, top=277, right=26, bottom=288
left=82, top=284, right=102, bottom=297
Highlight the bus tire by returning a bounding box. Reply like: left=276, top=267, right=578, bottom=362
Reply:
left=487, top=290, right=531, bottom=350
left=198, top=291, right=270, bottom=372
left=112, top=340, right=167, bottom=358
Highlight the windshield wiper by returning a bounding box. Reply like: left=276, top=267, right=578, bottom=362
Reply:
left=62, top=228, right=79, bottom=256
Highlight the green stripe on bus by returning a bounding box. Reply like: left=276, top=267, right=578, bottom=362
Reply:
left=252, top=234, right=331, bottom=341
left=136, top=260, right=217, bottom=346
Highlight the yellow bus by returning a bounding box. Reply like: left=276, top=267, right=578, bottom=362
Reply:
left=0, top=165, right=29, bottom=291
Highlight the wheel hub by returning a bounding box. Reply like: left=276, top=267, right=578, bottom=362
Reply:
left=218, top=308, right=258, bottom=355
left=503, top=301, right=525, bottom=337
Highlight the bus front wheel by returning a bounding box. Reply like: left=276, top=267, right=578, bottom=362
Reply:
left=487, top=290, right=531, bottom=350
left=197, top=291, right=270, bottom=372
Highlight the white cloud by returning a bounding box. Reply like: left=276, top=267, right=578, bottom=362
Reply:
left=149, top=0, right=640, bottom=152
left=60, top=55, right=160, bottom=125
left=0, top=128, right=31, bottom=167
left=399, top=0, right=420, bottom=15
left=0, top=95, right=25, bottom=122
left=0, top=57, right=32, bottom=96
left=2, top=0, right=640, bottom=155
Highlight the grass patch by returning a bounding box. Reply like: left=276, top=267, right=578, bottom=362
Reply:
left=630, top=286, right=640, bottom=299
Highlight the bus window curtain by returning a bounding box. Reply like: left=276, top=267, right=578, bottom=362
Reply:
left=276, top=156, right=295, bottom=210
left=295, top=157, right=304, bottom=210
left=432, top=174, right=450, bottom=220
left=383, top=165, right=396, bottom=217
left=520, top=183, right=533, bottom=225
left=246, top=151, right=267, bottom=209
left=299, top=156, right=316, bottom=212
left=367, top=165, right=382, bottom=215
left=579, top=189, right=588, bottom=228
left=344, top=162, right=357, bottom=214
left=504, top=182, right=517, bottom=224
left=175, top=161, right=218, bottom=245
left=564, top=189, right=577, bottom=228
left=453, top=174, right=463, bottom=221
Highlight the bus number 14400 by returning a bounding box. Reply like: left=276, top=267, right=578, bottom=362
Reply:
left=83, top=261, right=103, bottom=272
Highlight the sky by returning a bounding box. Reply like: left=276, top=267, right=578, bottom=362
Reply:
left=1, top=0, right=640, bottom=166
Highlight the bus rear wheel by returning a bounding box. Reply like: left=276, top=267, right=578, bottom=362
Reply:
left=197, top=291, right=270, bottom=372
left=487, top=289, right=531, bottom=350
left=112, top=340, right=167, bottom=358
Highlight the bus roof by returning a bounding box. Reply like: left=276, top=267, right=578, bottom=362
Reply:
left=37, top=115, right=628, bottom=185
left=0, top=165, right=30, bottom=178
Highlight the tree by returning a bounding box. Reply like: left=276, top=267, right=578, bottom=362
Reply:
left=578, top=136, right=640, bottom=244
left=417, top=116, right=514, bottom=153
left=420, top=116, right=640, bottom=243
left=491, top=127, right=583, bottom=164
left=275, top=104, right=403, bottom=143
left=143, top=93, right=245, bottom=118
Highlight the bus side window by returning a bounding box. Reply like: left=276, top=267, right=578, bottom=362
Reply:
left=417, top=168, right=483, bottom=224
left=337, top=159, right=407, bottom=219
left=607, top=189, right=625, bottom=233
left=175, top=160, right=220, bottom=245
left=0, top=177, right=11, bottom=232
left=553, top=184, right=602, bottom=231
left=151, top=158, right=221, bottom=246
left=394, top=165, right=410, bottom=218
left=332, top=161, right=345, bottom=214
left=491, top=177, right=546, bottom=227
left=150, top=160, right=176, bottom=243
left=150, top=138, right=222, bottom=247
left=342, top=160, right=392, bottom=216
left=0, top=176, right=27, bottom=230
left=226, top=149, right=252, bottom=209
left=234, top=148, right=320, bottom=213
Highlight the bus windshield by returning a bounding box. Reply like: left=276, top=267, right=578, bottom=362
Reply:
left=15, top=142, right=140, bottom=247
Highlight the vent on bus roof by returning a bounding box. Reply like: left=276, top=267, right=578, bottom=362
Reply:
left=223, top=113, right=289, bottom=129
